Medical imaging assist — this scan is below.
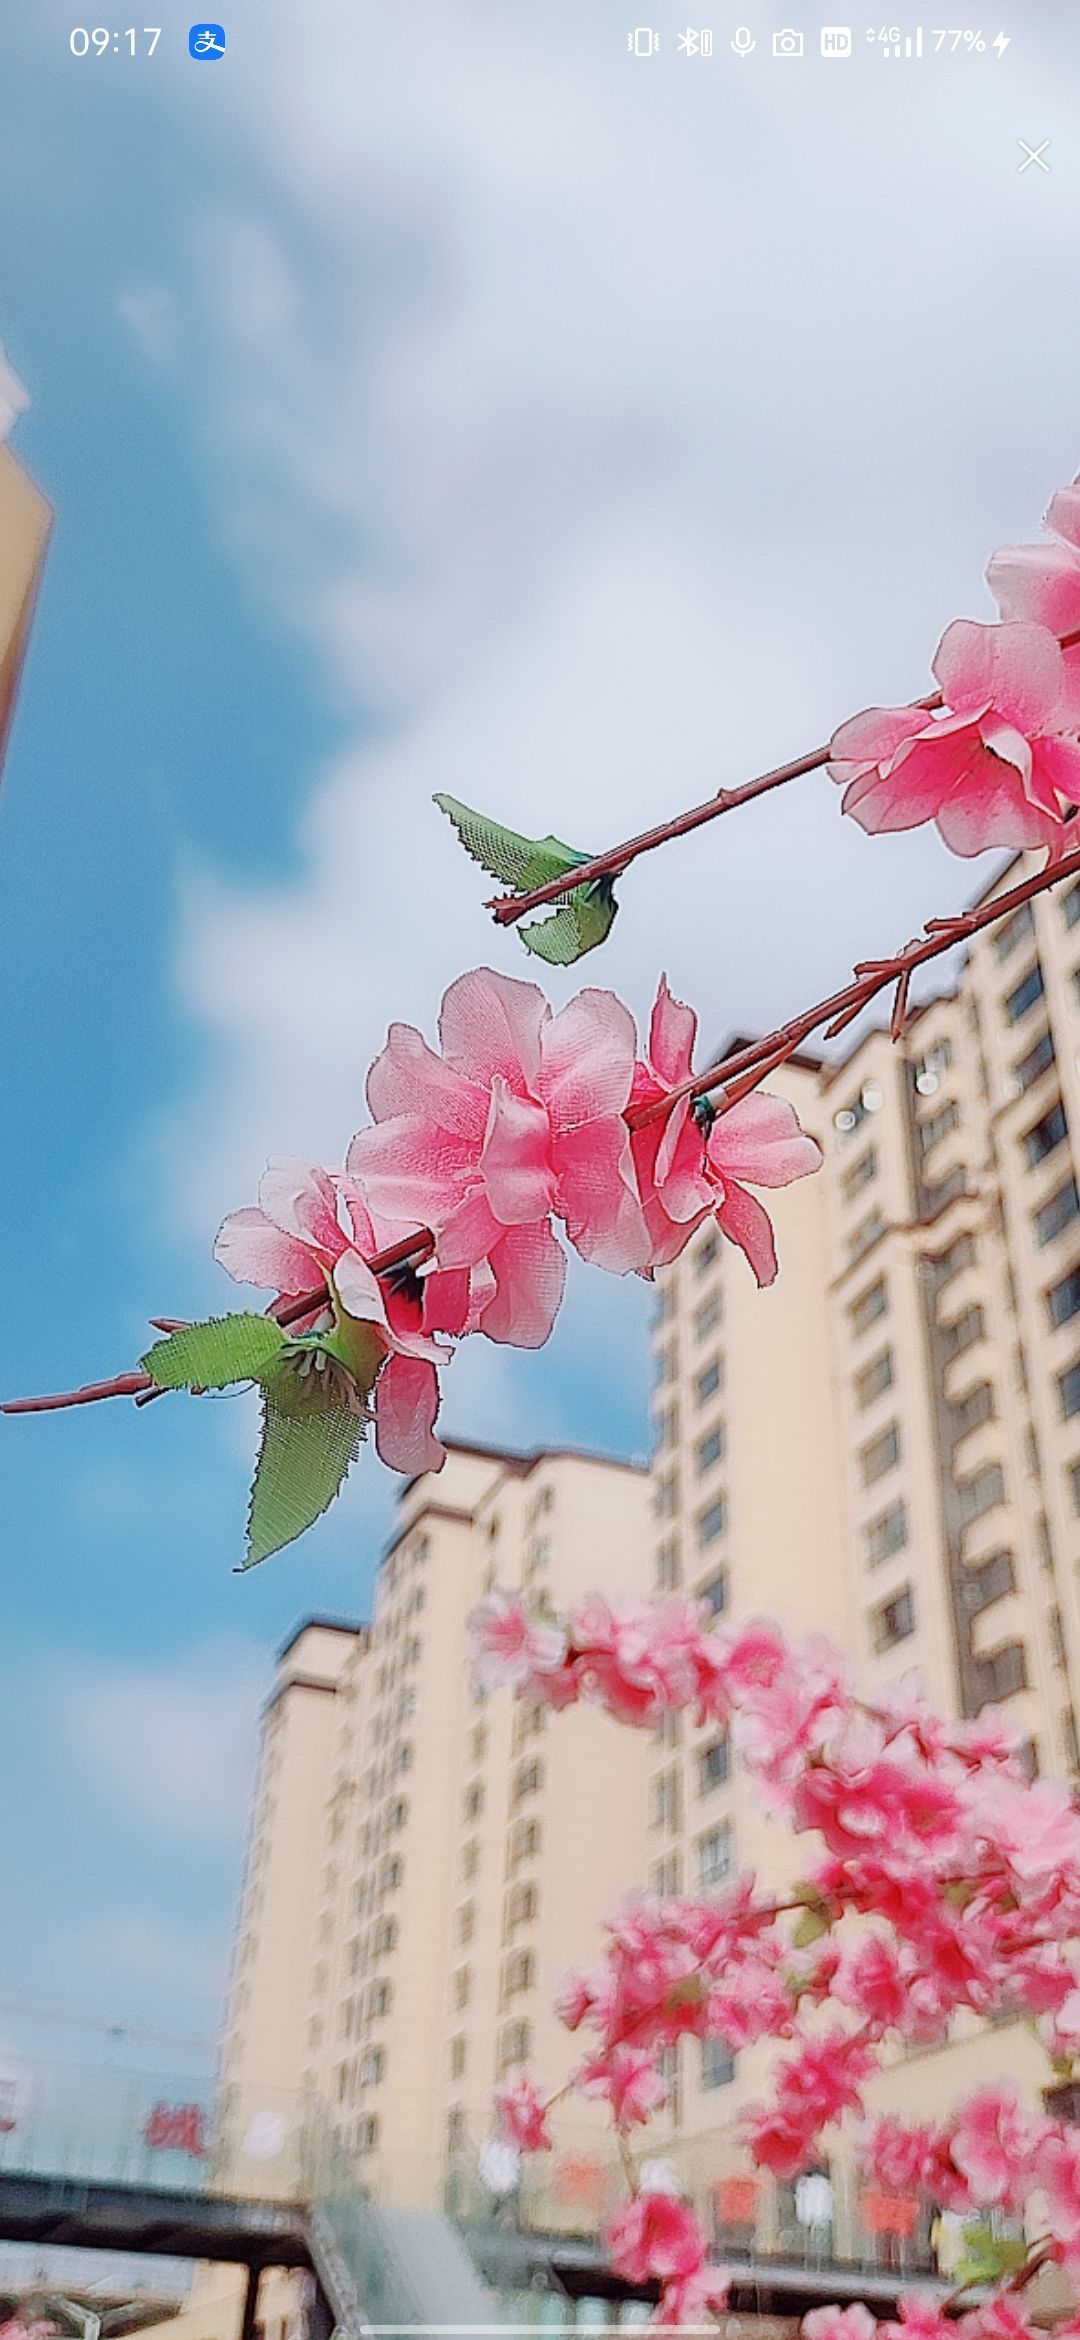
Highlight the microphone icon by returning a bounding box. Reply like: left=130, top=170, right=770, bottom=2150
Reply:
left=731, top=24, right=756, bottom=51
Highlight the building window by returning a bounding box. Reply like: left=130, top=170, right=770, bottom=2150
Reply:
left=919, top=1101, right=960, bottom=1155
left=842, top=1147, right=878, bottom=1201
left=1035, top=1179, right=1080, bottom=1248
left=696, top=1426, right=725, bottom=1475
left=1069, top=1460, right=1080, bottom=1516
left=847, top=1209, right=885, bottom=1266
left=928, top=1232, right=977, bottom=1292
left=694, top=1231, right=721, bottom=1276
left=957, top=1461, right=1006, bottom=1525
left=514, top=1760, right=543, bottom=1802
left=507, top=1881, right=538, bottom=1931
left=651, top=1767, right=681, bottom=1830
left=872, top=1586, right=915, bottom=1652
left=701, top=2038, right=736, bottom=2091
left=1059, top=1361, right=1080, bottom=1420
left=653, top=1403, right=679, bottom=1454
left=694, top=1292, right=722, bottom=1340
left=849, top=1279, right=887, bottom=1337
left=961, top=1550, right=1015, bottom=1615
left=854, top=1348, right=895, bottom=1410
left=369, top=1979, right=392, bottom=2018
left=498, top=2021, right=532, bottom=2074
left=695, top=1357, right=723, bottom=1404
left=381, top=1857, right=403, bottom=1892
left=655, top=1471, right=680, bottom=1520
left=950, top=1381, right=995, bottom=1441
left=652, top=1853, right=681, bottom=1897
left=1012, top=1029, right=1056, bottom=1096
left=698, top=1734, right=730, bottom=1793
left=1047, top=1270, right=1080, bottom=1331
left=914, top=1037, right=953, bottom=1091
left=460, top=1841, right=480, bottom=1885
left=864, top=1500, right=907, bottom=1568
left=976, top=1641, right=1028, bottom=1702
left=697, top=1498, right=726, bottom=1547
left=1023, top=1099, right=1069, bottom=1169
left=698, top=1570, right=728, bottom=1617
left=1064, top=1709, right=1080, bottom=1772
left=511, top=1820, right=541, bottom=1865
left=360, top=2047, right=385, bottom=2087
left=372, top=1915, right=397, bottom=1955
left=463, top=1781, right=484, bottom=1822
left=503, top=1950, right=535, bottom=1999
left=1051, top=1606, right=1068, bottom=1666
left=1004, top=962, right=1046, bottom=1024
left=452, top=1967, right=471, bottom=2011
left=449, top=2036, right=467, bottom=2080
left=698, top=1824, right=734, bottom=1889
left=860, top=1422, right=901, bottom=1487
left=457, top=1903, right=476, bottom=1945
left=356, top=2117, right=379, bottom=2154
left=655, top=1537, right=681, bottom=1592
left=652, top=1341, right=677, bottom=1387
left=993, top=902, right=1035, bottom=961
left=940, top=1303, right=985, bottom=1360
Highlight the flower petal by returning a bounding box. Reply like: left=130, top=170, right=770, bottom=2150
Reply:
left=648, top=976, right=697, bottom=1090
left=439, top=966, right=548, bottom=1094
left=214, top=1207, right=317, bottom=1296
left=480, top=1077, right=557, bottom=1226
left=709, top=1093, right=822, bottom=1189
left=374, top=1354, right=445, bottom=1476
left=715, top=1181, right=779, bottom=1287
left=538, top=987, right=639, bottom=1131
left=365, top=1020, right=488, bottom=1138
left=481, top=1222, right=567, bottom=1347
left=988, top=537, right=1080, bottom=637
left=258, top=1160, right=345, bottom=1259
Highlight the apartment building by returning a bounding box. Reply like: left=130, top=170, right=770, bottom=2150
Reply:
left=646, top=851, right=1080, bottom=2236
left=0, top=440, right=50, bottom=781
left=218, top=1440, right=653, bottom=2216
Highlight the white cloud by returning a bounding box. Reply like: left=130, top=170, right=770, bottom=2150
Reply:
left=61, top=1641, right=265, bottom=1842
left=134, top=0, right=1080, bottom=1328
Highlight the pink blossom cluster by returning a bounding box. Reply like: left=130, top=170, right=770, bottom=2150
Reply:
left=215, top=969, right=820, bottom=1474
left=475, top=1614, right=1080, bottom=2327
left=828, top=473, right=1080, bottom=857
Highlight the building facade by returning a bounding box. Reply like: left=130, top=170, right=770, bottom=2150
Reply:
left=645, top=852, right=1080, bottom=2241
left=0, top=441, right=50, bottom=782
left=218, top=1442, right=653, bottom=2214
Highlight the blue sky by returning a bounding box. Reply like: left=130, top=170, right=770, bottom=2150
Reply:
left=1, top=0, right=1079, bottom=2084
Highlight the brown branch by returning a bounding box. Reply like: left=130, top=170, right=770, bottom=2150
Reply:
left=1, top=1231, right=435, bottom=1417
left=490, top=622, right=1080, bottom=930
left=624, top=843, right=1080, bottom=1131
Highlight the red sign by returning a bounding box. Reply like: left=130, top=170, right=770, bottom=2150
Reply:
left=143, top=2102, right=208, bottom=2157
left=860, top=2187, right=918, bottom=2239
left=714, top=2175, right=760, bottom=2225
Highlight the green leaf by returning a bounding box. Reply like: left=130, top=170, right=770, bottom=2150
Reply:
left=142, top=1313, right=287, bottom=1392
left=792, top=1906, right=833, bottom=1949
left=951, top=2226, right=1029, bottom=2290
left=243, top=1376, right=365, bottom=1568
left=434, top=793, right=619, bottom=965
left=520, top=880, right=618, bottom=966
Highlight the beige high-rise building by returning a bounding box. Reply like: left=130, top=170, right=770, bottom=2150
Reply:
left=0, top=441, right=50, bottom=781
left=646, top=850, right=1080, bottom=2241
left=219, top=1440, right=653, bottom=2216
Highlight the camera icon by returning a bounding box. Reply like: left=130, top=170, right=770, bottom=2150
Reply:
left=772, top=26, right=804, bottom=54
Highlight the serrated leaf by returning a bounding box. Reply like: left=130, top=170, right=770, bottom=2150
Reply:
left=142, top=1314, right=287, bottom=1392
left=435, top=795, right=620, bottom=963
left=520, top=879, right=619, bottom=966
left=434, top=793, right=589, bottom=892
left=952, top=2227, right=1028, bottom=2291
left=242, top=1378, right=365, bottom=1567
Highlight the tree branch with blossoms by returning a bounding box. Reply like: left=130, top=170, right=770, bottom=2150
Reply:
left=11, top=470, right=1080, bottom=1567
left=469, top=1598, right=1080, bottom=2329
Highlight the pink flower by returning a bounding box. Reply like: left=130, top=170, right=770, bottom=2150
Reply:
left=652, top=2265, right=730, bottom=2327
left=348, top=968, right=651, bottom=1347
left=829, top=619, right=1080, bottom=858
left=948, top=2087, right=1049, bottom=2208
left=989, top=480, right=1080, bottom=653
left=494, top=2072, right=553, bottom=2154
left=467, top=1590, right=567, bottom=1693
left=577, top=2044, right=667, bottom=2127
left=629, top=977, right=821, bottom=1286
left=604, top=2192, right=708, bottom=2285
left=887, top=2299, right=955, bottom=2340
left=214, top=1161, right=455, bottom=1475
left=975, top=1776, right=1080, bottom=1886
left=803, top=2308, right=878, bottom=2340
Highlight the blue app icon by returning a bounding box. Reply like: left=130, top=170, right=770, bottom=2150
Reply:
left=189, top=23, right=226, bottom=56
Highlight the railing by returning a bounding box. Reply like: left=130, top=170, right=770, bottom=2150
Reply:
left=0, top=2057, right=307, bottom=2201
